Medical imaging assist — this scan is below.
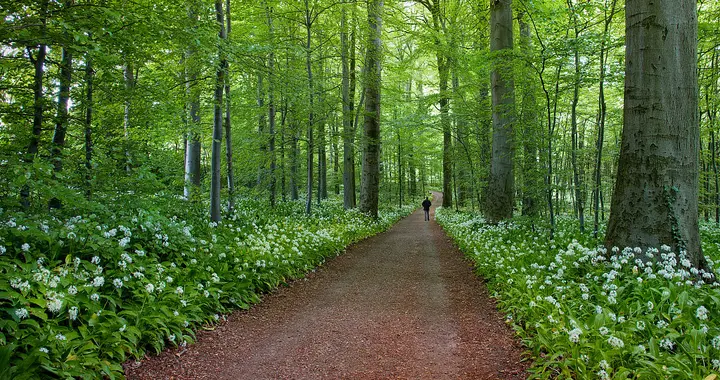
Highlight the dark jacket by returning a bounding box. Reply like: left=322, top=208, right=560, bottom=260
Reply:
left=422, top=199, right=431, bottom=210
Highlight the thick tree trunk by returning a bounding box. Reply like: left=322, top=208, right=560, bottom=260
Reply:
left=359, top=0, right=383, bottom=218
left=210, top=0, right=226, bottom=222
left=486, top=0, right=515, bottom=223
left=605, top=0, right=707, bottom=269
left=225, top=0, right=234, bottom=212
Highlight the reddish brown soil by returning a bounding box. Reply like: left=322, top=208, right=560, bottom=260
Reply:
left=124, top=193, right=529, bottom=379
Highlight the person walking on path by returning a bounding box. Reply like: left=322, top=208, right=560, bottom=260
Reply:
left=422, top=197, right=432, bottom=221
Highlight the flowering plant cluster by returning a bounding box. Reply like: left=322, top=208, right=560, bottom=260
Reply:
left=0, top=196, right=415, bottom=379
left=437, top=209, right=720, bottom=379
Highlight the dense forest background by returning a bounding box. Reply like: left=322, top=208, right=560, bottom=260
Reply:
left=1, top=0, right=718, bottom=228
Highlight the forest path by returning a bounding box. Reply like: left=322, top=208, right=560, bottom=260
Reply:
left=125, top=192, right=528, bottom=379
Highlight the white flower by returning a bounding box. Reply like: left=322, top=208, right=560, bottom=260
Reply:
left=91, top=276, right=104, bottom=287
left=169, top=334, right=176, bottom=342
left=596, top=370, right=609, bottom=380
left=660, top=338, right=674, bottom=350
left=636, top=320, right=646, bottom=331
left=696, top=306, right=708, bottom=321
left=711, top=335, right=720, bottom=350
left=646, top=301, right=654, bottom=311
left=595, top=305, right=603, bottom=314
left=607, top=335, right=624, bottom=348
left=656, top=320, right=669, bottom=329
left=15, top=308, right=29, bottom=319
left=175, top=286, right=183, bottom=295
left=599, top=359, right=609, bottom=370
left=173, top=310, right=179, bottom=316
left=68, top=306, right=78, bottom=321
left=55, top=333, right=66, bottom=341
left=67, top=285, right=77, bottom=295
left=145, top=283, right=155, bottom=293
left=119, top=324, right=126, bottom=332
left=91, top=256, right=100, bottom=265
left=203, top=290, right=210, bottom=298
left=39, top=347, right=49, bottom=354
left=21, top=243, right=30, bottom=252
left=213, top=314, right=220, bottom=320
left=90, top=293, right=100, bottom=302
left=568, top=328, right=582, bottom=343
left=599, top=326, right=609, bottom=336
left=713, top=359, right=720, bottom=370
left=0, top=246, right=6, bottom=255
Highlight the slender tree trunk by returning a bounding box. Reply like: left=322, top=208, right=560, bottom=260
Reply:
left=257, top=72, right=266, bottom=187
left=184, top=4, right=202, bottom=199
left=84, top=54, right=94, bottom=198
left=21, top=0, right=48, bottom=208
left=266, top=4, right=277, bottom=207
left=605, top=0, right=707, bottom=269
left=342, top=1, right=358, bottom=208
left=594, top=0, right=617, bottom=238
left=518, top=12, right=540, bottom=217
left=359, top=0, right=383, bottom=218
left=210, top=0, right=226, bottom=222
left=291, top=122, right=299, bottom=201
left=49, top=19, right=73, bottom=209
left=569, top=2, right=584, bottom=231
left=304, top=0, right=315, bottom=215
left=318, top=56, right=327, bottom=202
left=123, top=62, right=134, bottom=173
left=486, top=0, right=515, bottom=223
left=225, top=0, right=234, bottom=212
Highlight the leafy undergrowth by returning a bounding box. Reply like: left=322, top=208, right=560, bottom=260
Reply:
left=0, top=195, right=415, bottom=379
left=437, top=208, right=720, bottom=379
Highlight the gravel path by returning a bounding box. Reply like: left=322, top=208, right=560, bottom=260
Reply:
left=125, top=193, right=529, bottom=379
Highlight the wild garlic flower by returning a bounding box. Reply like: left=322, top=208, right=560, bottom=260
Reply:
left=68, top=306, right=78, bottom=321
left=607, top=336, right=624, bottom=348
left=599, top=326, right=609, bottom=336
left=696, top=306, right=708, bottom=321
left=568, top=328, right=582, bottom=343
left=15, top=308, right=29, bottom=319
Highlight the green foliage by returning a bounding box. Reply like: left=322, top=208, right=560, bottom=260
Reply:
left=437, top=208, right=720, bottom=379
left=0, top=195, right=414, bottom=378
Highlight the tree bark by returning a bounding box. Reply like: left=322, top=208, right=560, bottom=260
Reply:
left=359, top=0, right=383, bottom=218
left=568, top=0, right=584, bottom=231
left=225, top=0, right=234, bottom=212
left=304, top=0, right=315, bottom=215
left=84, top=54, right=94, bottom=198
left=184, top=4, right=202, bottom=200
left=486, top=0, right=515, bottom=223
left=605, top=0, right=707, bottom=269
left=266, top=4, right=277, bottom=207
left=21, top=0, right=48, bottom=208
left=342, top=0, right=357, bottom=209
left=210, top=0, right=226, bottom=222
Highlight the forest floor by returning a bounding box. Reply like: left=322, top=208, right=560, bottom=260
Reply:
left=124, top=192, right=529, bottom=379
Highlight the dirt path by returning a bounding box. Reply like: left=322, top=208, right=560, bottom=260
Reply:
left=125, top=192, right=529, bottom=379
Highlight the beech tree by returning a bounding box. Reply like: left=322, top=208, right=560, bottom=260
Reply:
left=485, top=0, right=515, bottom=223
left=359, top=0, right=383, bottom=218
left=605, top=0, right=707, bottom=268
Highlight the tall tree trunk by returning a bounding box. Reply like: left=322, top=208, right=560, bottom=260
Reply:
left=605, top=0, right=707, bottom=269
left=21, top=1, right=48, bottom=208
left=291, top=122, right=299, bottom=201
left=84, top=54, right=94, bottom=198
left=318, top=55, right=327, bottom=202
left=49, top=15, right=74, bottom=209
left=518, top=12, right=540, bottom=217
left=568, top=1, right=584, bottom=231
left=210, top=0, right=226, bottom=222
left=266, top=4, right=277, bottom=207
left=304, top=0, right=315, bottom=215
left=360, top=0, right=383, bottom=218
left=225, top=0, right=234, bottom=212
left=123, top=62, right=134, bottom=173
left=257, top=72, right=266, bottom=187
left=184, top=4, right=202, bottom=200
left=593, top=0, right=618, bottom=238
left=342, top=0, right=357, bottom=208
left=486, top=0, right=515, bottom=223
